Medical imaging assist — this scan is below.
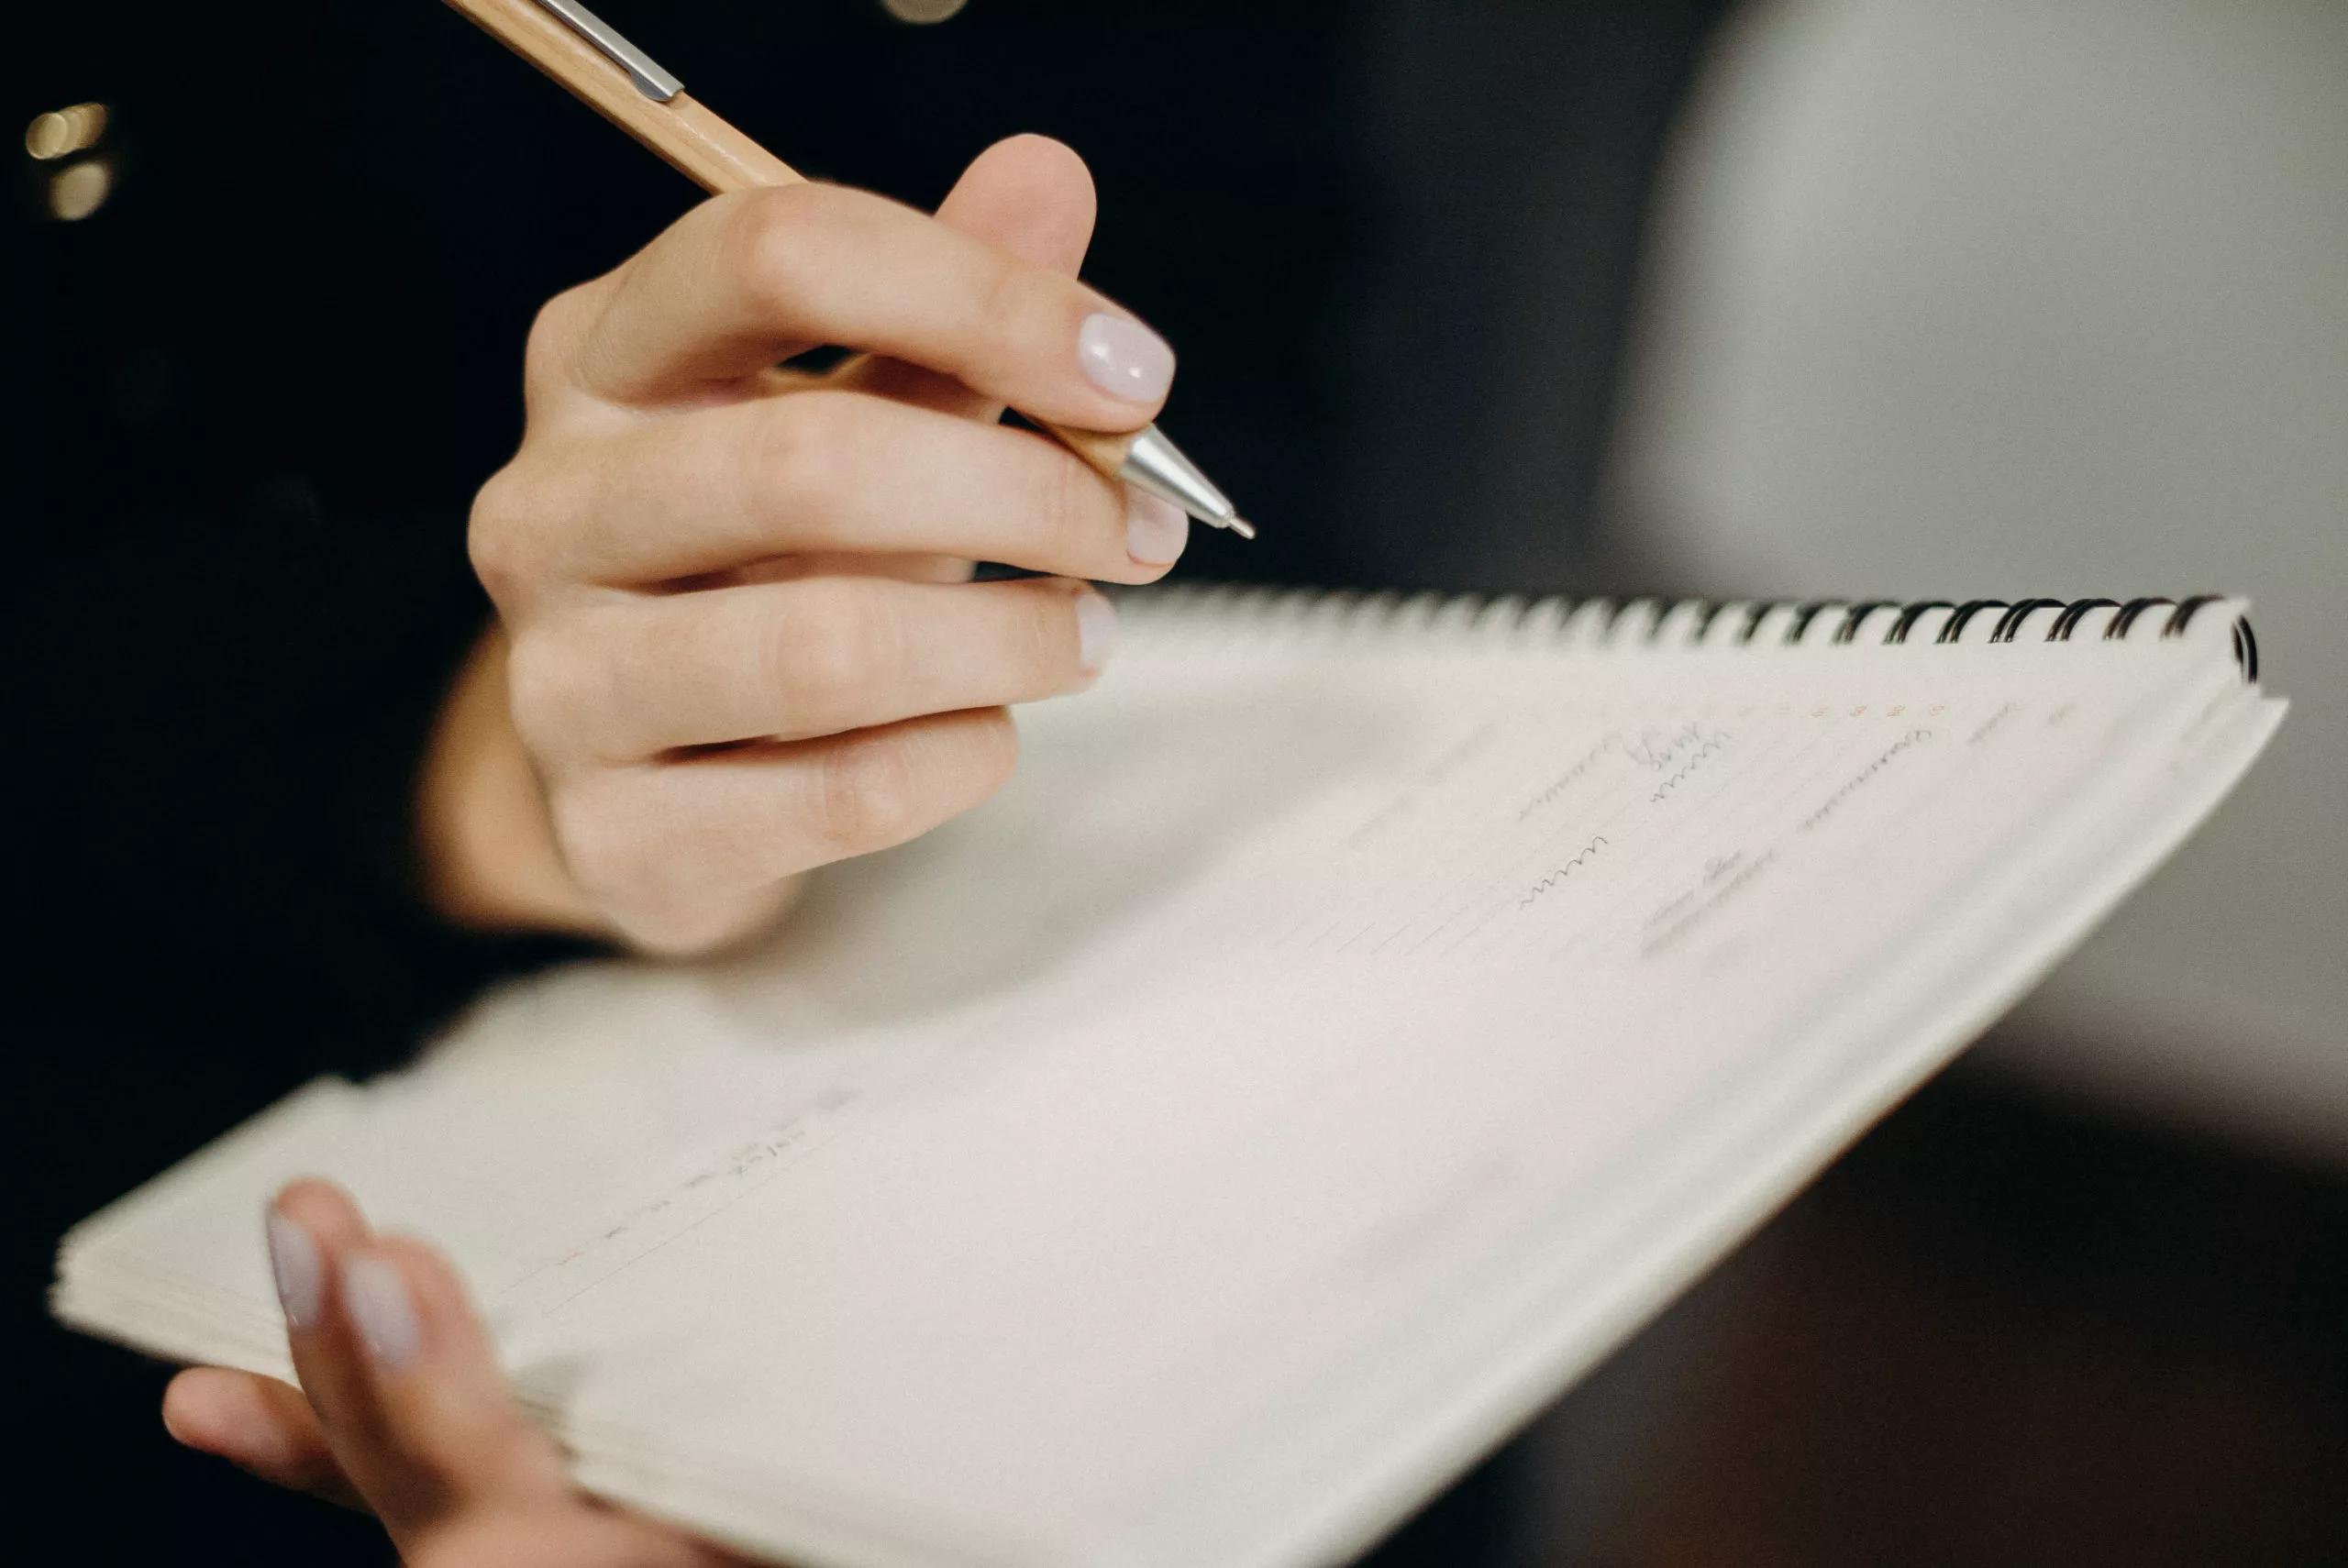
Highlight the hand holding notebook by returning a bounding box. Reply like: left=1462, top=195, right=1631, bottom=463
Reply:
left=165, top=1179, right=749, bottom=1568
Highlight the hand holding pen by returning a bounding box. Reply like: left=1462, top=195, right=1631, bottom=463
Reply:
left=412, top=0, right=1254, bottom=955
left=421, top=135, right=1197, bottom=955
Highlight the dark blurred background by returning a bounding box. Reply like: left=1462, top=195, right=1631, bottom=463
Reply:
left=6, top=0, right=2344, bottom=1562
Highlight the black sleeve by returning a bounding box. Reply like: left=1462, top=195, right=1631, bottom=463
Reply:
left=8, top=494, right=592, bottom=1095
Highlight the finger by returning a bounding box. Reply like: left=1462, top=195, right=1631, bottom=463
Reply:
left=506, top=389, right=1186, bottom=588
left=409, top=1507, right=743, bottom=1568
left=551, top=708, right=1018, bottom=956
left=269, top=1180, right=382, bottom=1472
left=569, top=181, right=1171, bottom=428
left=516, top=577, right=1116, bottom=761
left=162, top=1367, right=365, bottom=1509
left=337, top=1237, right=575, bottom=1534
left=267, top=1186, right=570, bottom=1547
left=832, top=133, right=1097, bottom=419
left=729, top=551, right=975, bottom=587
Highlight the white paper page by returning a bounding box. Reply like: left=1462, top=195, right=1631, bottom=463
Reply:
left=56, top=595, right=2278, bottom=1568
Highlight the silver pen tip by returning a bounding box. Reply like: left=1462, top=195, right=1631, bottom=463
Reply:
left=1117, top=426, right=1257, bottom=540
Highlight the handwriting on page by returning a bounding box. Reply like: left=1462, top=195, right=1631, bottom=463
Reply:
left=1517, top=837, right=1610, bottom=910
left=1273, top=679, right=2027, bottom=968
left=1641, top=848, right=1778, bottom=959
left=494, top=1085, right=866, bottom=1318
left=1799, top=728, right=1933, bottom=832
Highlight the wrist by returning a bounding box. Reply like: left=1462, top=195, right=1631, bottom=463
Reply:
left=415, top=625, right=608, bottom=939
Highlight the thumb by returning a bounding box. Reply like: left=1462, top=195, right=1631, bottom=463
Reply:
left=934, top=132, right=1097, bottom=274
left=833, top=134, right=1099, bottom=414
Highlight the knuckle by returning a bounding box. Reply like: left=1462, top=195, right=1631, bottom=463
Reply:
left=811, top=730, right=924, bottom=856
left=470, top=458, right=598, bottom=607
left=522, top=282, right=595, bottom=388
left=545, top=774, right=645, bottom=905
left=1024, top=447, right=1112, bottom=563
left=971, top=245, right=1033, bottom=349
left=465, top=467, right=539, bottom=602
left=751, top=392, right=863, bottom=525
left=724, top=183, right=851, bottom=323
left=766, top=580, right=894, bottom=730
left=550, top=773, right=762, bottom=957
left=501, top=626, right=589, bottom=748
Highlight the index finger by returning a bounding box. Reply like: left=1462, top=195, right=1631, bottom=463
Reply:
left=267, top=1184, right=570, bottom=1546
left=162, top=1366, right=364, bottom=1508
left=568, top=182, right=1173, bottom=429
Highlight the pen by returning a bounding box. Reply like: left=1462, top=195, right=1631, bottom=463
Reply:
left=444, top=0, right=1256, bottom=539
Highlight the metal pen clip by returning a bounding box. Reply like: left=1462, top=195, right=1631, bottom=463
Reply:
left=532, top=0, right=683, bottom=102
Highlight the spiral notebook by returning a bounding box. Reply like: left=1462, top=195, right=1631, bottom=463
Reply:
left=58, top=588, right=2280, bottom=1568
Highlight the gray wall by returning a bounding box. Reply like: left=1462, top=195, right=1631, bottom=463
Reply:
left=1611, top=0, right=2348, bottom=1154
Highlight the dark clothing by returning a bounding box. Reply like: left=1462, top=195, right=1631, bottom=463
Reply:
left=5, top=2, right=1728, bottom=1559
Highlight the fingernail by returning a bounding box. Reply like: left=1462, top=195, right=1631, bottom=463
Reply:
left=1077, top=313, right=1175, bottom=403
left=1075, top=591, right=1120, bottom=676
left=341, top=1254, right=424, bottom=1375
left=1124, top=487, right=1190, bottom=567
left=266, top=1209, right=323, bottom=1333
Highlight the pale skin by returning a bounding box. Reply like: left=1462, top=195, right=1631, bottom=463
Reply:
left=164, top=135, right=1188, bottom=1559
left=418, top=131, right=1188, bottom=955
left=170, top=1180, right=752, bottom=1566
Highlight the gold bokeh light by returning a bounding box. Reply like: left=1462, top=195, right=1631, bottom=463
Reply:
left=880, top=0, right=969, bottom=22
left=49, top=159, right=114, bottom=222
left=26, top=103, right=108, bottom=161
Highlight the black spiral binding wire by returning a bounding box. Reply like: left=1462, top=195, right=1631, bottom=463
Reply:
left=1132, top=589, right=2259, bottom=682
